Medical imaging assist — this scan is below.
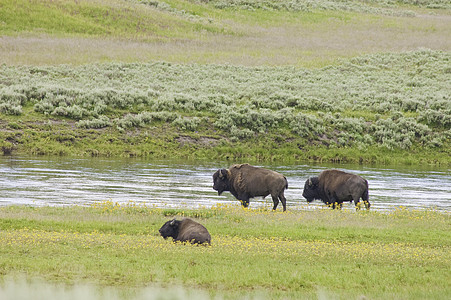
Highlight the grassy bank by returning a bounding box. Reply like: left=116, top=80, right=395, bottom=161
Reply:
left=0, top=0, right=450, bottom=165
left=0, top=204, right=449, bottom=299
left=1, top=50, right=450, bottom=164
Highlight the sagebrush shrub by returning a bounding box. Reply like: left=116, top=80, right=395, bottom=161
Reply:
left=1, top=50, right=449, bottom=150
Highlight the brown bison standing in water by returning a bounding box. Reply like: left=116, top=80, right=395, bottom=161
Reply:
left=213, top=163, right=289, bottom=211
left=303, top=169, right=370, bottom=210
left=159, top=218, right=211, bottom=245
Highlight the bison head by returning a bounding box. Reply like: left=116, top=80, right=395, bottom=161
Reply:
left=302, top=176, right=320, bottom=203
left=159, top=219, right=180, bottom=240
left=212, top=168, right=230, bottom=195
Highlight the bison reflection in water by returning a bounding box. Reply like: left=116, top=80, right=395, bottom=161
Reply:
left=213, top=163, right=289, bottom=211
left=159, top=218, right=211, bottom=245
left=303, top=169, right=370, bottom=210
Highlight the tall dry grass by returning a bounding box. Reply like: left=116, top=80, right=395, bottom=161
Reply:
left=1, top=9, right=450, bottom=67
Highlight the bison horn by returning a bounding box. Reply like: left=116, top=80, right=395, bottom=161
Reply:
left=308, top=177, right=312, bottom=186
left=170, top=219, right=175, bottom=226
left=219, top=169, right=227, bottom=179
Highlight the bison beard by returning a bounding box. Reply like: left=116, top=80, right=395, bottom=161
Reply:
left=212, top=164, right=288, bottom=211
left=302, top=169, right=370, bottom=210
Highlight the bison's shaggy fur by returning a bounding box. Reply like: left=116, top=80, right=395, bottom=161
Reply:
left=303, top=169, right=370, bottom=210
left=213, top=163, right=288, bottom=211
left=159, top=218, right=211, bottom=245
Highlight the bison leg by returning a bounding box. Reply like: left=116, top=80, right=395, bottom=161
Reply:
left=354, top=192, right=370, bottom=210
left=354, top=200, right=362, bottom=210
left=271, top=195, right=279, bottom=211
left=362, top=190, right=370, bottom=210
left=241, top=199, right=249, bottom=208
left=329, top=195, right=342, bottom=210
left=331, top=202, right=342, bottom=210
left=238, top=195, right=250, bottom=208
left=279, top=193, right=287, bottom=212
left=353, top=196, right=361, bottom=210
left=354, top=200, right=370, bottom=210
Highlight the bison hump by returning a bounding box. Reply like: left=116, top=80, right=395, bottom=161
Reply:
left=231, top=163, right=249, bottom=170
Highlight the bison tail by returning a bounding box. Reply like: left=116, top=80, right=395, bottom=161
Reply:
left=362, top=180, right=370, bottom=209
left=362, top=189, right=369, bottom=201
left=284, top=176, right=288, bottom=190
left=362, top=179, right=369, bottom=201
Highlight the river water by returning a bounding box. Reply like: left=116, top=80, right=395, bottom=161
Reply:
left=0, top=156, right=449, bottom=211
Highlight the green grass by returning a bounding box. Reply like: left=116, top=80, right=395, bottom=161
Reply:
left=0, top=1, right=450, bottom=164
left=0, top=116, right=449, bottom=164
left=1, top=0, right=450, bottom=66
left=1, top=51, right=450, bottom=165
left=0, top=0, right=225, bottom=39
left=0, top=1, right=449, bottom=298
left=0, top=204, right=449, bottom=299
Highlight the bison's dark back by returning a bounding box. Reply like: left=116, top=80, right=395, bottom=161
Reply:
left=318, top=170, right=357, bottom=189
left=318, top=169, right=368, bottom=203
left=229, top=164, right=287, bottom=197
left=178, top=218, right=211, bottom=244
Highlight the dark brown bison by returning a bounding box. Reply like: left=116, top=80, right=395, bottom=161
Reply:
left=159, top=218, right=211, bottom=245
left=213, top=163, right=288, bottom=211
left=302, top=169, right=370, bottom=210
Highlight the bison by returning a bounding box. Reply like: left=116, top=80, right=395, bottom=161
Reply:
left=213, top=163, right=288, bottom=211
left=302, top=169, right=370, bottom=210
left=159, top=218, right=211, bottom=245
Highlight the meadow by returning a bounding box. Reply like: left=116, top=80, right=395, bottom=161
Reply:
left=1, top=0, right=450, bottom=67
left=0, top=203, right=450, bottom=299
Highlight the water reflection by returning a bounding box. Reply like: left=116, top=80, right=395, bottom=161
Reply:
left=0, top=156, right=449, bottom=211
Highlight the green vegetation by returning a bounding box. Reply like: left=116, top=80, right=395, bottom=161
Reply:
left=3, top=0, right=445, bottom=38
left=207, top=0, right=450, bottom=12
left=1, top=50, right=450, bottom=164
left=1, top=1, right=450, bottom=164
left=0, top=0, right=225, bottom=39
left=1, top=0, right=451, bottom=66
left=1, top=1, right=450, bottom=298
left=0, top=204, right=449, bottom=299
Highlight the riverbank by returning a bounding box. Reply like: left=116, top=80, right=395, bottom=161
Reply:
left=1, top=51, right=450, bottom=166
left=0, top=204, right=449, bottom=299
left=1, top=1, right=450, bottom=166
left=1, top=119, right=449, bottom=165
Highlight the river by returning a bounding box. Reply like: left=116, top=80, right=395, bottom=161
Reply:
left=0, top=156, right=449, bottom=211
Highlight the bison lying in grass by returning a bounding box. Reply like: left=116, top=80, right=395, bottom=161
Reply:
left=159, top=218, right=211, bottom=245
left=213, top=163, right=288, bottom=211
left=303, top=169, right=370, bottom=210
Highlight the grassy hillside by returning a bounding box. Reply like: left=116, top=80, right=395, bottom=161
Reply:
left=0, top=0, right=450, bottom=164
left=1, top=0, right=450, bottom=66
left=0, top=204, right=449, bottom=299
left=1, top=50, right=450, bottom=164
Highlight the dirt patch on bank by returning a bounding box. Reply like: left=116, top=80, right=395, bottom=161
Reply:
left=176, top=136, right=225, bottom=147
